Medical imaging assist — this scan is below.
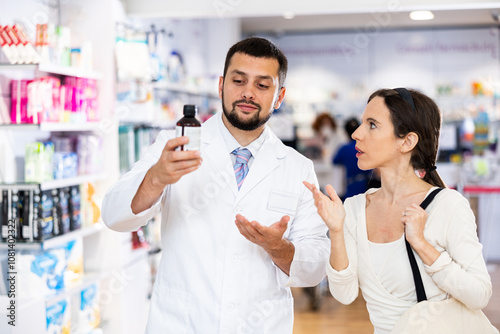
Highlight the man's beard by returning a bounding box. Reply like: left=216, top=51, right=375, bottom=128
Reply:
left=221, top=90, right=272, bottom=131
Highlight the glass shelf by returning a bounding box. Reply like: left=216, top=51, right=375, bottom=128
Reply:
left=0, top=121, right=102, bottom=132
left=0, top=222, right=103, bottom=251
left=153, top=82, right=219, bottom=99
left=0, top=172, right=107, bottom=191
left=0, top=63, right=103, bottom=80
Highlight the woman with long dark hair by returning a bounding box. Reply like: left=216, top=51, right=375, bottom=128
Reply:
left=304, top=88, right=493, bottom=333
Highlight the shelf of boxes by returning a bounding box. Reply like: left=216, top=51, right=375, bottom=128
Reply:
left=153, top=82, right=219, bottom=99
left=0, top=63, right=103, bottom=80
left=0, top=172, right=107, bottom=191
left=0, top=222, right=103, bottom=251
left=0, top=121, right=103, bottom=132
left=39, top=172, right=107, bottom=190
left=37, top=63, right=103, bottom=80
left=0, top=272, right=103, bottom=333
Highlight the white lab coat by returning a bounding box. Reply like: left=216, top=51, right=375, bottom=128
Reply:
left=102, top=112, right=330, bottom=334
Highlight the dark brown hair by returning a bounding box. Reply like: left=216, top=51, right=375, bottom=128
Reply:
left=312, top=112, right=337, bottom=133
left=223, top=37, right=288, bottom=89
left=368, top=88, right=446, bottom=188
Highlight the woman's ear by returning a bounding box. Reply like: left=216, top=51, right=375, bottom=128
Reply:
left=401, top=132, right=419, bottom=153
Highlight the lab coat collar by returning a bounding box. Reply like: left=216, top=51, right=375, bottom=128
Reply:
left=201, top=112, right=289, bottom=201
left=201, top=112, right=288, bottom=158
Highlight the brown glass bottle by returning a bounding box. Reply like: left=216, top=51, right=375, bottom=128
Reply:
left=175, top=104, right=201, bottom=151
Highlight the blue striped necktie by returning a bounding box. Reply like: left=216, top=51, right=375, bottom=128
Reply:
left=232, top=148, right=252, bottom=190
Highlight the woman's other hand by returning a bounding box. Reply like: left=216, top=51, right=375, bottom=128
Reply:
left=401, top=203, right=428, bottom=248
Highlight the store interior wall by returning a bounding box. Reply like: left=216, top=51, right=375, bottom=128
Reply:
left=256, top=27, right=500, bottom=133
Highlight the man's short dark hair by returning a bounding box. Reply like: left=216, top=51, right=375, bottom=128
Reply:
left=223, top=37, right=288, bottom=89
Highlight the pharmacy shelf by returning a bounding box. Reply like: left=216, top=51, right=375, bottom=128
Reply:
left=0, top=172, right=107, bottom=191
left=0, top=63, right=103, bottom=79
left=0, top=121, right=102, bottom=132
left=0, top=222, right=103, bottom=251
left=153, top=82, right=219, bottom=99
left=37, top=63, right=103, bottom=80
left=45, top=272, right=103, bottom=304
left=119, top=119, right=176, bottom=129
left=40, top=121, right=102, bottom=132
left=0, top=272, right=102, bottom=307
left=0, top=63, right=37, bottom=71
left=39, top=172, right=107, bottom=190
left=0, top=123, right=39, bottom=131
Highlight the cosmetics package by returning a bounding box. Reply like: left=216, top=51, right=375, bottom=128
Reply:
left=12, top=24, right=41, bottom=64
left=11, top=80, right=31, bottom=124
left=46, top=298, right=71, bottom=334
left=0, top=26, right=20, bottom=64
left=3, top=25, right=28, bottom=64
left=0, top=27, right=17, bottom=64
left=68, top=186, right=81, bottom=231
left=57, top=187, right=71, bottom=235
left=0, top=189, right=9, bottom=241
left=41, top=190, right=56, bottom=239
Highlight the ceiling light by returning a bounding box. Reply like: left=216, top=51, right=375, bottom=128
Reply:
left=283, top=12, right=295, bottom=19
left=410, top=10, right=435, bottom=21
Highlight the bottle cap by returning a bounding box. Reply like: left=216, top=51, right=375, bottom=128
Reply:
left=183, top=105, right=197, bottom=117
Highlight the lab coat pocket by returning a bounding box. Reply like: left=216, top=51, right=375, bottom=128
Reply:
left=267, top=189, right=299, bottom=215
left=266, top=189, right=299, bottom=237
left=147, top=285, right=193, bottom=333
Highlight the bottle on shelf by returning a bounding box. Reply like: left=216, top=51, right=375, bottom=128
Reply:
left=175, top=104, right=201, bottom=151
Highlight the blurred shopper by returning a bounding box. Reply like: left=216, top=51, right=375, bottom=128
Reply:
left=333, top=117, right=372, bottom=200
left=312, top=112, right=346, bottom=163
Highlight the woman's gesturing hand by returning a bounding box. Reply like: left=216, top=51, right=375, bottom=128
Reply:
left=303, top=181, right=346, bottom=233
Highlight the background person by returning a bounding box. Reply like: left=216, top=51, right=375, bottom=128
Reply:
left=311, top=112, right=345, bottom=164
left=333, top=117, right=373, bottom=200
left=304, top=88, right=492, bottom=333
left=102, top=37, right=329, bottom=333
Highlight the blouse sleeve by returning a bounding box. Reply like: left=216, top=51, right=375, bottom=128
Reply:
left=424, top=191, right=492, bottom=310
left=326, top=198, right=360, bottom=305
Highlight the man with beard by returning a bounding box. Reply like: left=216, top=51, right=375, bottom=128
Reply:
left=102, top=37, right=329, bottom=334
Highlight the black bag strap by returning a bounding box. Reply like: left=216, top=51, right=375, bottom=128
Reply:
left=405, top=188, right=443, bottom=302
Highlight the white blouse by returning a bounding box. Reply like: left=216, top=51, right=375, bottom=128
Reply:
left=326, top=187, right=492, bottom=334
left=368, top=235, right=415, bottom=303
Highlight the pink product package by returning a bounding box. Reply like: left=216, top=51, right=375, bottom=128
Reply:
left=86, top=79, right=98, bottom=121
left=13, top=77, right=62, bottom=124
left=26, top=81, right=42, bottom=123
left=10, top=76, right=99, bottom=125
left=42, top=76, right=62, bottom=122
left=10, top=80, right=31, bottom=124
left=64, top=77, right=98, bottom=121
left=63, top=84, right=74, bottom=114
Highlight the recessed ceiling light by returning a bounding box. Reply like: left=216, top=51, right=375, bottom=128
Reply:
left=410, top=10, right=435, bottom=21
left=283, top=12, right=295, bottom=19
